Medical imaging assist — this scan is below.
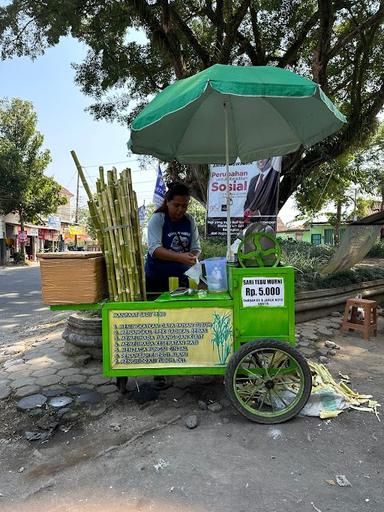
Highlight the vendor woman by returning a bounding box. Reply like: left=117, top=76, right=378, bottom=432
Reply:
left=145, top=182, right=201, bottom=292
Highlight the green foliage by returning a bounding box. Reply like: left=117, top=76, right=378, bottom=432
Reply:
left=367, top=241, right=384, bottom=258
left=202, top=237, right=384, bottom=290
left=354, top=197, right=377, bottom=220
left=1, top=2, right=384, bottom=205
left=0, top=98, right=65, bottom=256
left=295, top=157, right=367, bottom=218
left=187, top=198, right=206, bottom=235
left=355, top=123, right=384, bottom=210
left=299, top=267, right=384, bottom=291
left=12, top=251, right=24, bottom=264
left=294, top=155, right=374, bottom=245
left=77, top=204, right=97, bottom=240
left=0, top=98, right=65, bottom=220
left=200, top=238, right=226, bottom=259
left=279, top=239, right=335, bottom=273
left=279, top=239, right=384, bottom=290
left=143, top=202, right=156, bottom=229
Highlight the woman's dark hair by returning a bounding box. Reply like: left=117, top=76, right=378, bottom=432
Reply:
left=155, top=182, right=190, bottom=213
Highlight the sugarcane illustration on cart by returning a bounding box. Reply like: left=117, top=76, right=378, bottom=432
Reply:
left=211, top=312, right=232, bottom=365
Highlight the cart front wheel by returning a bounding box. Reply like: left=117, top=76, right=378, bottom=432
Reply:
left=225, top=339, right=311, bottom=424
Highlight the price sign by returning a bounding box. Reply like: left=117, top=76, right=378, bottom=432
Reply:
left=241, top=277, right=284, bottom=307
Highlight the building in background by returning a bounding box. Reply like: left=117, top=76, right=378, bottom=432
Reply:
left=0, top=186, right=80, bottom=264
left=277, top=219, right=348, bottom=246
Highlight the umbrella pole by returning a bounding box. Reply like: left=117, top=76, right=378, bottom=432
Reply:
left=224, top=100, right=232, bottom=261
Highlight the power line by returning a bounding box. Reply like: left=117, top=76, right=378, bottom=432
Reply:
left=64, top=169, right=78, bottom=189
left=82, top=176, right=155, bottom=186
left=81, top=159, right=143, bottom=169
left=85, top=170, right=155, bottom=177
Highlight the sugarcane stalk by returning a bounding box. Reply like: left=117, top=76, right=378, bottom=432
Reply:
left=99, top=166, right=105, bottom=189
left=106, top=183, right=128, bottom=302
left=71, top=150, right=93, bottom=200
left=120, top=170, right=141, bottom=298
left=120, top=174, right=140, bottom=300
left=111, top=167, right=136, bottom=299
left=96, top=190, right=118, bottom=301
left=100, top=188, right=125, bottom=301
left=70, top=151, right=104, bottom=250
left=102, top=234, right=116, bottom=301
left=113, top=194, right=131, bottom=299
left=121, top=179, right=143, bottom=300
left=115, top=181, right=136, bottom=300
left=70, top=153, right=147, bottom=302
left=70, top=150, right=101, bottom=232
left=114, top=194, right=135, bottom=301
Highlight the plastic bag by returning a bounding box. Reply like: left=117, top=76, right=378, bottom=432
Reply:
left=300, top=386, right=348, bottom=417
left=184, top=260, right=202, bottom=283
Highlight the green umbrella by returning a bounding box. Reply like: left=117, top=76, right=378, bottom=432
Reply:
left=129, top=64, right=346, bottom=255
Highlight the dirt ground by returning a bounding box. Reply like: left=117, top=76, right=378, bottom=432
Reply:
left=0, top=318, right=383, bottom=512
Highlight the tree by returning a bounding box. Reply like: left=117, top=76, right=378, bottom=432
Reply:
left=77, top=205, right=97, bottom=240
left=1, top=1, right=384, bottom=206
left=0, top=98, right=66, bottom=258
left=357, top=123, right=384, bottom=210
left=295, top=156, right=370, bottom=245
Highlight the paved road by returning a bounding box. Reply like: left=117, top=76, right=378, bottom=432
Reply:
left=0, top=265, right=52, bottom=343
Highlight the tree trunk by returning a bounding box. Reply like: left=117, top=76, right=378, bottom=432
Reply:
left=19, top=210, right=26, bottom=261
left=334, top=201, right=342, bottom=247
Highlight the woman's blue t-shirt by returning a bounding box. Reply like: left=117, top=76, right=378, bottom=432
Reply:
left=145, top=213, right=193, bottom=287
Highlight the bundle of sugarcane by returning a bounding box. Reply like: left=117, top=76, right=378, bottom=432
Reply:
left=71, top=151, right=146, bottom=302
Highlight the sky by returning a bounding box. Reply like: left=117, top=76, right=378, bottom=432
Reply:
left=0, top=34, right=296, bottom=222
left=0, top=35, right=157, bottom=210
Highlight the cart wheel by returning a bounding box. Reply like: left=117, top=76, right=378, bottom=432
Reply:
left=116, top=377, right=128, bottom=394
left=225, top=339, right=311, bottom=424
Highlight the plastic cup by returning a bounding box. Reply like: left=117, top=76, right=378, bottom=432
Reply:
left=168, top=276, right=179, bottom=292
left=188, top=278, right=198, bottom=289
left=202, top=257, right=228, bottom=293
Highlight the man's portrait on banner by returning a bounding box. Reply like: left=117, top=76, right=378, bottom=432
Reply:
left=243, top=158, right=280, bottom=224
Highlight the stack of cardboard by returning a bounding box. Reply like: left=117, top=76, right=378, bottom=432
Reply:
left=39, top=252, right=108, bottom=305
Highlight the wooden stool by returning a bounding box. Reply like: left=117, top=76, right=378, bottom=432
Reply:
left=341, top=298, right=377, bottom=341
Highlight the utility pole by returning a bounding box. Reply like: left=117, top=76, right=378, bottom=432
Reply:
left=75, top=171, right=80, bottom=249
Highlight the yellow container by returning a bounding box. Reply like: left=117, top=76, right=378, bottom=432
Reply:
left=168, top=276, right=179, bottom=292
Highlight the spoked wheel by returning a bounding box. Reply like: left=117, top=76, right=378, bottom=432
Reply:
left=225, top=339, right=312, bottom=424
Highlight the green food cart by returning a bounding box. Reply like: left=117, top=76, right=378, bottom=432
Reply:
left=53, top=65, right=346, bottom=424
left=102, top=252, right=312, bottom=424
left=51, top=238, right=312, bottom=424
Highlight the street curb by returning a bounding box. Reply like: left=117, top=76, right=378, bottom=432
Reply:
left=296, top=279, right=384, bottom=322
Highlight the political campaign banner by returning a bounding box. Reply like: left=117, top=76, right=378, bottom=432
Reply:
left=206, top=157, right=282, bottom=237
left=153, top=164, right=166, bottom=208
